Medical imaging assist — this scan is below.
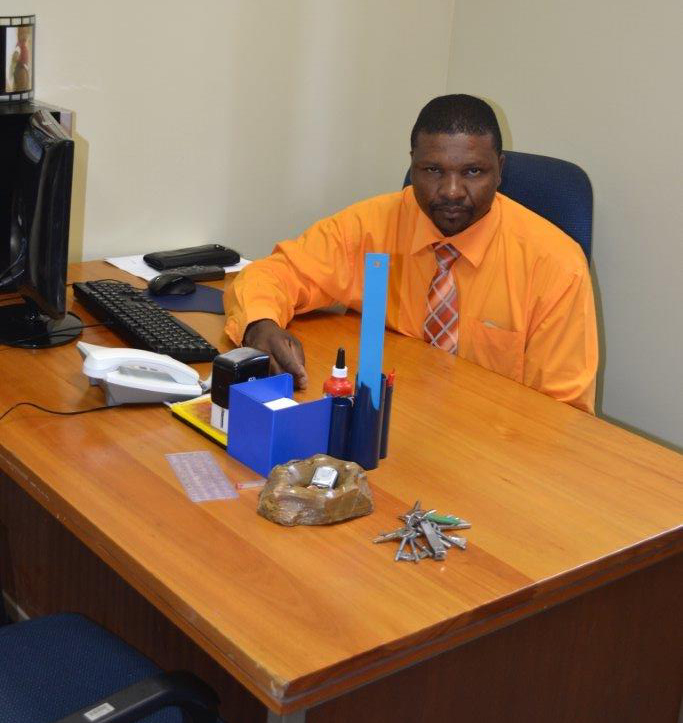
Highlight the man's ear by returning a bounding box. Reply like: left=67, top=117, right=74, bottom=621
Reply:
left=497, top=153, right=505, bottom=187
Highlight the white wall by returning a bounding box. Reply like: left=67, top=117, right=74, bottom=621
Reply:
left=24, top=0, right=454, bottom=262
left=447, top=0, right=683, bottom=449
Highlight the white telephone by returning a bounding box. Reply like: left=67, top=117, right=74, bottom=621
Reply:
left=77, top=341, right=206, bottom=406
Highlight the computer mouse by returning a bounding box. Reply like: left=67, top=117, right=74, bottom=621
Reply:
left=148, top=273, right=197, bottom=296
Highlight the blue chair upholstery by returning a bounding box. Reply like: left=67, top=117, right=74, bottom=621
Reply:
left=0, top=613, right=221, bottom=723
left=403, top=149, right=593, bottom=261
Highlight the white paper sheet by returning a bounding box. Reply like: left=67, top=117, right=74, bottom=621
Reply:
left=104, top=253, right=251, bottom=282
left=264, top=397, right=299, bottom=410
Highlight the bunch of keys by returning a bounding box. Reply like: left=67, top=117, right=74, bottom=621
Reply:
left=373, top=500, right=471, bottom=563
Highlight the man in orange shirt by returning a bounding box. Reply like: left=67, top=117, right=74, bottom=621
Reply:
left=225, top=95, right=598, bottom=413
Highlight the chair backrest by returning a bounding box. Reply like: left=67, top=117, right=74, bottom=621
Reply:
left=403, top=150, right=593, bottom=261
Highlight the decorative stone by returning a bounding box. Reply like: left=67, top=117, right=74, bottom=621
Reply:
left=257, top=454, right=374, bottom=526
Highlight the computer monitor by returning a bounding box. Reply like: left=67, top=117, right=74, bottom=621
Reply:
left=0, top=109, right=83, bottom=348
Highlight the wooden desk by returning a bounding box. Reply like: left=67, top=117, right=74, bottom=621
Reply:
left=1, top=261, right=682, bottom=722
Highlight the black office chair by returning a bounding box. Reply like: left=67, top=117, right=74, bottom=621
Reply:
left=403, top=149, right=593, bottom=261
left=0, top=611, right=222, bottom=722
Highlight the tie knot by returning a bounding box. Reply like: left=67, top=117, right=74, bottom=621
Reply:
left=434, top=243, right=459, bottom=270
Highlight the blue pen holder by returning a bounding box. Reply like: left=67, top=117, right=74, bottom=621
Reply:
left=227, top=374, right=332, bottom=477
left=327, top=396, right=353, bottom=459
left=347, top=375, right=386, bottom=471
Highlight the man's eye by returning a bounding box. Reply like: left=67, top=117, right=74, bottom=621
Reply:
left=465, top=168, right=481, bottom=176
left=425, top=167, right=441, bottom=174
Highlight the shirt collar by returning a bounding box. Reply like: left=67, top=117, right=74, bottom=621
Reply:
left=409, top=189, right=502, bottom=268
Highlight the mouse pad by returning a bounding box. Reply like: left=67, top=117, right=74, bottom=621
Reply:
left=143, top=284, right=224, bottom=314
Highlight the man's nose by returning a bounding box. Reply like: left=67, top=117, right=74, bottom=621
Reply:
left=439, top=172, right=466, bottom=201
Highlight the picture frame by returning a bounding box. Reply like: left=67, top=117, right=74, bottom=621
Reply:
left=0, top=16, right=35, bottom=101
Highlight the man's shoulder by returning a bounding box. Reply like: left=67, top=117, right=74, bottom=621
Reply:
left=335, top=187, right=413, bottom=219
left=335, top=186, right=415, bottom=215
left=497, top=193, right=587, bottom=272
left=316, top=189, right=418, bottom=242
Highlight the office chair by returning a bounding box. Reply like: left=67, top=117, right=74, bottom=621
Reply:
left=0, top=611, right=222, bottom=722
left=403, top=149, right=593, bottom=261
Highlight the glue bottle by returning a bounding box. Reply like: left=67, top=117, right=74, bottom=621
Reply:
left=323, top=347, right=353, bottom=397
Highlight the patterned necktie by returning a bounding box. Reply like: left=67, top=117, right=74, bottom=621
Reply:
left=423, top=243, right=460, bottom=353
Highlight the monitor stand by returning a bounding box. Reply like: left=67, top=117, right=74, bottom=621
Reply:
left=0, top=299, right=83, bottom=348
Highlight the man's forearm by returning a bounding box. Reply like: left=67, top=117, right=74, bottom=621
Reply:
left=223, top=257, right=297, bottom=345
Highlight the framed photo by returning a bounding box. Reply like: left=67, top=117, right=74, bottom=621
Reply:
left=1, top=16, right=35, bottom=101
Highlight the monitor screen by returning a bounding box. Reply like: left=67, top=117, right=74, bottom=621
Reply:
left=0, top=109, right=82, bottom=348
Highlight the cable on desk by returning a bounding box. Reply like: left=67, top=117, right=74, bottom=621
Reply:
left=0, top=401, right=117, bottom=423
left=0, top=242, right=26, bottom=290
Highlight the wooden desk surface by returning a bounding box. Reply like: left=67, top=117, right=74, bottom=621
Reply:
left=1, top=261, right=682, bottom=714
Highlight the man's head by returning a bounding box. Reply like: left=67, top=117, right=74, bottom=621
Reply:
left=410, top=94, right=504, bottom=237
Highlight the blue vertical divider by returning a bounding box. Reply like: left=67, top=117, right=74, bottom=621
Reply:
left=348, top=252, right=390, bottom=470
left=357, top=253, right=389, bottom=409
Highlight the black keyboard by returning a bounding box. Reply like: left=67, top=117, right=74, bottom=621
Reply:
left=73, top=280, right=219, bottom=362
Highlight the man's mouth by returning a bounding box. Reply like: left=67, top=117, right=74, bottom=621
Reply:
left=433, top=205, right=471, bottom=218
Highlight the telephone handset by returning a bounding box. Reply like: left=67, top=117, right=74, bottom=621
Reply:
left=77, top=341, right=205, bottom=406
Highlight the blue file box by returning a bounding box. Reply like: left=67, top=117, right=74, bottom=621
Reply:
left=227, top=374, right=332, bottom=477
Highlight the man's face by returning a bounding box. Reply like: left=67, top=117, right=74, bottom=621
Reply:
left=410, top=131, right=504, bottom=237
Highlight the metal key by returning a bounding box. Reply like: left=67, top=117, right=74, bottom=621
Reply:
left=373, top=527, right=410, bottom=543
left=442, top=534, right=467, bottom=550
left=419, top=519, right=447, bottom=560
left=394, top=532, right=412, bottom=561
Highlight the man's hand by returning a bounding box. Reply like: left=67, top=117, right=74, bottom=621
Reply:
left=243, top=319, right=308, bottom=389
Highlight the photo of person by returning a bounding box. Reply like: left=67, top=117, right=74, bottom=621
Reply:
left=5, top=25, right=33, bottom=93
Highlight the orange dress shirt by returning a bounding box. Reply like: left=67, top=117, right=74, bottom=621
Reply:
left=225, top=188, right=598, bottom=413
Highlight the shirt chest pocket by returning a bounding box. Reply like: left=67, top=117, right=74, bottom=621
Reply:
left=460, top=317, right=525, bottom=383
